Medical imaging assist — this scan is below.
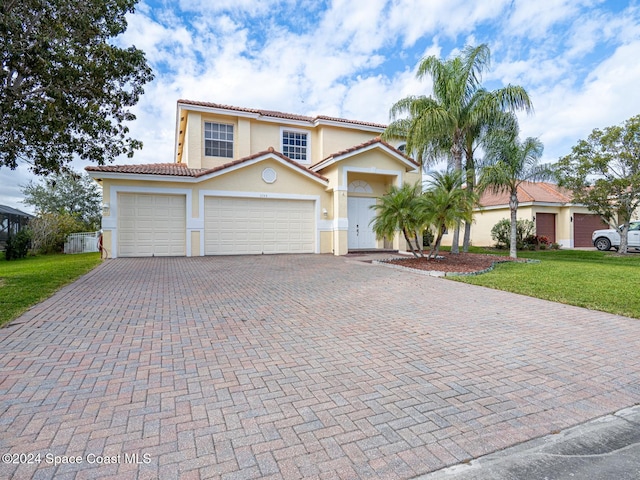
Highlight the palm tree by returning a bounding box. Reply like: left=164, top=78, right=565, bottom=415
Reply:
left=479, top=134, right=550, bottom=258
left=370, top=182, right=426, bottom=257
left=461, top=110, right=520, bottom=252
left=382, top=44, right=533, bottom=254
left=422, top=171, right=476, bottom=259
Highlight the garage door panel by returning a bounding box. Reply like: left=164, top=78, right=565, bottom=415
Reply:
left=574, top=213, right=608, bottom=247
left=204, top=197, right=315, bottom=255
left=118, top=193, right=186, bottom=257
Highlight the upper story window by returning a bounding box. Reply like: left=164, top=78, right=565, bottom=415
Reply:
left=204, top=122, right=234, bottom=158
left=282, top=129, right=309, bottom=162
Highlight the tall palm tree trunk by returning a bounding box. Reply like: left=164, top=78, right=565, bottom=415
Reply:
left=509, top=192, right=518, bottom=259
left=450, top=140, right=463, bottom=254
left=462, top=166, right=475, bottom=252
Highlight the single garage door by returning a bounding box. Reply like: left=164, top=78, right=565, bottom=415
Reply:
left=574, top=213, right=608, bottom=247
left=204, top=197, right=315, bottom=255
left=118, top=193, right=186, bottom=257
left=536, top=213, right=556, bottom=243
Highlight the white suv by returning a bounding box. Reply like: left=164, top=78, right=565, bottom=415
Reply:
left=592, top=221, right=640, bottom=251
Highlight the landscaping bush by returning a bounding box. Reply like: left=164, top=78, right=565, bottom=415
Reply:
left=491, top=218, right=535, bottom=250
left=422, top=228, right=434, bottom=247
left=29, top=212, right=86, bottom=254
left=4, top=229, right=32, bottom=260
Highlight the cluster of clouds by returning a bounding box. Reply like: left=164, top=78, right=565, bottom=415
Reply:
left=2, top=0, right=640, bottom=210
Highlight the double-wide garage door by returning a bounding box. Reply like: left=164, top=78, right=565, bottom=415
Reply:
left=204, top=197, right=315, bottom=255
left=118, top=193, right=186, bottom=257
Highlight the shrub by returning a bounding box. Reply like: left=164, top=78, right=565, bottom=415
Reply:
left=29, top=212, right=86, bottom=254
left=4, top=229, right=32, bottom=260
left=536, top=235, right=550, bottom=246
left=422, top=228, right=434, bottom=247
left=491, top=218, right=535, bottom=250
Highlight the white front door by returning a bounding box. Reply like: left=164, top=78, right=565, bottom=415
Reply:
left=348, top=197, right=377, bottom=249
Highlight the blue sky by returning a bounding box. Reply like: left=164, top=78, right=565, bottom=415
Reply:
left=2, top=0, right=640, bottom=211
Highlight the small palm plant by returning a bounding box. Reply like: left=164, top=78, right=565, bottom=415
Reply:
left=370, top=182, right=426, bottom=257
left=422, top=171, right=476, bottom=259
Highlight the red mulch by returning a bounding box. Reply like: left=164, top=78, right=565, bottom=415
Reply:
left=386, top=252, right=523, bottom=273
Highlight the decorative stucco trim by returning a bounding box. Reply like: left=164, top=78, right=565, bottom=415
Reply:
left=342, top=166, right=404, bottom=189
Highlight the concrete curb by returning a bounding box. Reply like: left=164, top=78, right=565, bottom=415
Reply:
left=412, top=404, right=640, bottom=479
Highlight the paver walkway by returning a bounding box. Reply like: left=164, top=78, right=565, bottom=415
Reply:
left=1, top=255, right=639, bottom=480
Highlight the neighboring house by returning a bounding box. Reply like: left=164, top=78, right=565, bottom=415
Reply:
left=440, top=182, right=609, bottom=248
left=0, top=205, right=34, bottom=250
left=86, top=100, right=420, bottom=258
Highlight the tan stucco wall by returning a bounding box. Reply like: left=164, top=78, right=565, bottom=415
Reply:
left=181, top=106, right=387, bottom=170
left=318, top=126, right=382, bottom=159
left=459, top=206, right=536, bottom=247
left=185, top=111, right=202, bottom=168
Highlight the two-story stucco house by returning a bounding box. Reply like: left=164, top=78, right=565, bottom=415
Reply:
left=86, top=100, right=420, bottom=258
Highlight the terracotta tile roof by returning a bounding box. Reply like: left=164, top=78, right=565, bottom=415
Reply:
left=480, top=182, right=573, bottom=207
left=85, top=162, right=202, bottom=176
left=85, top=148, right=328, bottom=181
left=312, top=137, right=419, bottom=168
left=178, top=99, right=387, bottom=129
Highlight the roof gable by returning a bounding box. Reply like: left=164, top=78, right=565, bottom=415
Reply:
left=311, top=137, right=419, bottom=172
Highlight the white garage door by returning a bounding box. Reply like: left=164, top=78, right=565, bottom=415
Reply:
left=118, top=193, right=186, bottom=257
left=204, top=197, right=315, bottom=255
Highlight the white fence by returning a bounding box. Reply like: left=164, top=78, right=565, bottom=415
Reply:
left=64, top=232, right=100, bottom=254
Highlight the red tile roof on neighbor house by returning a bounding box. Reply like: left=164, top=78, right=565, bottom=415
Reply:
left=479, top=182, right=573, bottom=207
left=85, top=148, right=329, bottom=181
left=178, top=99, right=388, bottom=130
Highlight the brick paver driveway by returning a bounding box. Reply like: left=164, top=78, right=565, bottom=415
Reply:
left=1, top=255, right=639, bottom=480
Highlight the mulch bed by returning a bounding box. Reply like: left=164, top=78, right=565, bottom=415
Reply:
left=385, top=251, right=524, bottom=274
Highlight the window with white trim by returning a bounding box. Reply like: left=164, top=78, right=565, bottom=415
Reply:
left=204, top=122, right=234, bottom=158
left=282, top=129, right=309, bottom=162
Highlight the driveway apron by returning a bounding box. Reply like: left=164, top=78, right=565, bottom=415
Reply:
left=1, top=255, right=639, bottom=479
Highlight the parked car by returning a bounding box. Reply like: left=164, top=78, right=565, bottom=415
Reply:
left=592, top=221, right=640, bottom=251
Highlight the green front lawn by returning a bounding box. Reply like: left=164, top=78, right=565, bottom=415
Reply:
left=452, top=248, right=640, bottom=318
left=0, top=253, right=102, bottom=327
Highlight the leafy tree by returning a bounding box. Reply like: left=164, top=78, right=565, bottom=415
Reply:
left=1, top=0, right=153, bottom=174
left=29, top=212, right=86, bottom=253
left=479, top=134, right=550, bottom=258
left=556, top=115, right=640, bottom=254
left=422, top=170, right=475, bottom=259
left=382, top=44, right=532, bottom=254
left=370, top=182, right=426, bottom=257
left=21, top=171, right=102, bottom=229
